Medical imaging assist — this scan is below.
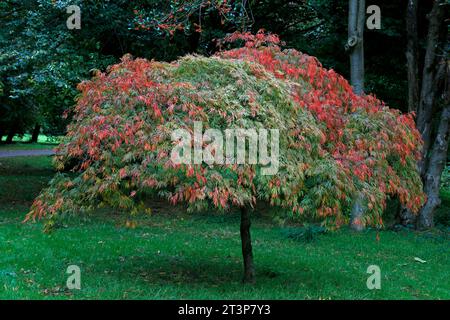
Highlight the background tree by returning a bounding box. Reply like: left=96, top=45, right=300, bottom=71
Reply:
left=346, top=0, right=366, bottom=231
left=401, top=0, right=449, bottom=229
left=347, top=0, right=365, bottom=95
left=0, top=0, right=116, bottom=142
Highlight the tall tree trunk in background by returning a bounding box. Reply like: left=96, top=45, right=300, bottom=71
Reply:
left=6, top=132, right=14, bottom=143
left=406, top=0, right=420, bottom=113
left=401, top=0, right=448, bottom=228
left=240, top=206, right=255, bottom=283
left=5, top=120, right=18, bottom=144
left=30, top=124, right=40, bottom=143
left=348, top=0, right=366, bottom=230
left=348, top=0, right=365, bottom=95
left=400, top=0, right=421, bottom=225
left=418, top=103, right=450, bottom=229
left=416, top=0, right=446, bottom=176
left=0, top=127, right=4, bottom=143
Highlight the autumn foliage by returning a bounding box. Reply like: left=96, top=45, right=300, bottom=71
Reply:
left=26, top=31, right=425, bottom=228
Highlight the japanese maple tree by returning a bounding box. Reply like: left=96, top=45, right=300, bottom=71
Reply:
left=27, top=31, right=425, bottom=283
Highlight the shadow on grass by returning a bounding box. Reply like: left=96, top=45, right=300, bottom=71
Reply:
left=0, top=156, right=54, bottom=176
left=82, top=250, right=356, bottom=293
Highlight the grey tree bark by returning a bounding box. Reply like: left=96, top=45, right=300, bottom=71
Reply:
left=347, top=0, right=365, bottom=95
left=348, top=0, right=367, bottom=230
left=415, top=0, right=447, bottom=176
left=400, top=0, right=421, bottom=226
left=350, top=193, right=366, bottom=231
left=406, top=0, right=420, bottom=113
left=401, top=0, right=448, bottom=228
left=418, top=103, right=450, bottom=229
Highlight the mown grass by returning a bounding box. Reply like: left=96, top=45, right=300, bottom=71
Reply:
left=0, top=156, right=449, bottom=300
left=0, top=134, right=61, bottom=145
left=0, top=134, right=59, bottom=151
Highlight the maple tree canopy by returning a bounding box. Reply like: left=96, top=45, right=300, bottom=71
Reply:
left=26, top=31, right=425, bottom=228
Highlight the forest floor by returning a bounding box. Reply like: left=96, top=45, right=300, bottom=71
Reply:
left=0, top=152, right=449, bottom=299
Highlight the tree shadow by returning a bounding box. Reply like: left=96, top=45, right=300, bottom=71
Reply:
left=90, top=254, right=243, bottom=285
left=85, top=251, right=358, bottom=294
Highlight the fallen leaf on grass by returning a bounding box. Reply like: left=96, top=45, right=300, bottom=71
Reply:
left=414, top=257, right=427, bottom=263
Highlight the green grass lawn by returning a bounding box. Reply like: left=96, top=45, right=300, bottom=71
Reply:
left=0, top=134, right=60, bottom=152
left=0, top=134, right=61, bottom=145
left=0, top=156, right=449, bottom=300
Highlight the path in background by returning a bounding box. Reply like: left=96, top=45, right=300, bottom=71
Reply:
left=0, top=149, right=55, bottom=158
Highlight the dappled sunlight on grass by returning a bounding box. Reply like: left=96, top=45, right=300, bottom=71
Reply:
left=0, top=134, right=61, bottom=145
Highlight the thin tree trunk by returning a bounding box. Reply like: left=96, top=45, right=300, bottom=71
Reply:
left=348, top=0, right=366, bottom=230
left=30, top=124, right=40, bottom=143
left=6, top=132, right=14, bottom=143
left=348, top=0, right=365, bottom=94
left=240, top=206, right=255, bottom=283
left=0, top=126, right=4, bottom=143
left=406, top=0, right=420, bottom=113
left=417, top=103, right=450, bottom=229
left=350, top=194, right=366, bottom=231
left=5, top=121, right=18, bottom=144
left=400, top=0, right=420, bottom=226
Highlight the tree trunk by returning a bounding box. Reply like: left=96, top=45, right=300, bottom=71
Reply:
left=348, top=0, right=365, bottom=95
left=401, top=0, right=447, bottom=228
left=348, top=0, right=366, bottom=230
left=5, top=121, right=18, bottom=144
left=417, top=104, right=450, bottom=229
left=240, top=206, right=255, bottom=283
left=30, top=124, right=41, bottom=143
left=0, top=126, right=4, bottom=143
left=415, top=0, right=446, bottom=176
left=406, top=0, right=420, bottom=113
left=399, top=207, right=417, bottom=226
left=350, top=194, right=366, bottom=231
left=400, top=0, right=420, bottom=226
